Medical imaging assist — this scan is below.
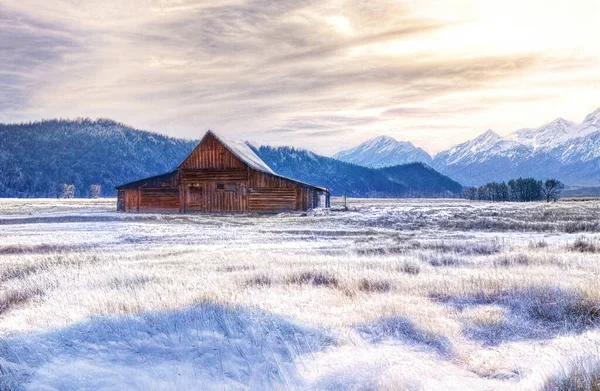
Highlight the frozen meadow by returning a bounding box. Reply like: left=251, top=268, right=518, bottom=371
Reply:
left=1, top=198, right=600, bottom=390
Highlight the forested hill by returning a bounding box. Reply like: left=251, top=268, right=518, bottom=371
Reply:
left=0, top=119, right=196, bottom=197
left=252, top=146, right=463, bottom=197
left=0, top=119, right=463, bottom=198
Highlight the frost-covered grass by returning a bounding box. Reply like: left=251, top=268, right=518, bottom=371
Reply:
left=1, top=198, right=600, bottom=390
left=541, top=357, right=600, bottom=391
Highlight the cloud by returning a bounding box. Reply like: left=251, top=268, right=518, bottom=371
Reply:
left=1, top=0, right=599, bottom=155
left=0, top=7, right=85, bottom=112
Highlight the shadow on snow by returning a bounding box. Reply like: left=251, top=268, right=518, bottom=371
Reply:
left=0, top=302, right=334, bottom=391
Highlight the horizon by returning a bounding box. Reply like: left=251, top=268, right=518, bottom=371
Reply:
left=2, top=0, right=600, bottom=155
left=3, top=106, right=599, bottom=158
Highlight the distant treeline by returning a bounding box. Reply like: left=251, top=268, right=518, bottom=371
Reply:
left=463, top=178, right=565, bottom=202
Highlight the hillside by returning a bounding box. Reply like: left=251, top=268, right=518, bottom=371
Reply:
left=252, top=145, right=462, bottom=197
left=0, top=119, right=463, bottom=198
left=0, top=119, right=196, bottom=197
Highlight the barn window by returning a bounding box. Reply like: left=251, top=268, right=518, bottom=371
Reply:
left=216, top=183, right=236, bottom=191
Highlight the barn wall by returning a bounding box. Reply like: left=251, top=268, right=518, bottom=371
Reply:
left=248, top=169, right=299, bottom=189
left=205, top=182, right=247, bottom=212
left=180, top=168, right=248, bottom=182
left=117, top=190, right=125, bottom=211
left=248, top=170, right=305, bottom=212
left=248, top=188, right=297, bottom=212
left=181, top=181, right=247, bottom=213
left=180, top=168, right=249, bottom=213
left=124, top=189, right=139, bottom=212
left=139, top=188, right=180, bottom=212
left=179, top=133, right=246, bottom=170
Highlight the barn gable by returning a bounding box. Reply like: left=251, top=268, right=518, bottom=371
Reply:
left=179, top=131, right=274, bottom=174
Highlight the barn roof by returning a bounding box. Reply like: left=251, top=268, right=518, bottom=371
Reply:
left=116, top=171, right=177, bottom=190
left=116, top=130, right=328, bottom=192
left=202, top=131, right=275, bottom=175
left=184, top=131, right=327, bottom=191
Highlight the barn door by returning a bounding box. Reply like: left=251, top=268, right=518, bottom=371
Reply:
left=186, top=184, right=205, bottom=212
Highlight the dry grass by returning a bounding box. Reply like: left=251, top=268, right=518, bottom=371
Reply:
left=542, top=357, right=600, bottom=391
left=569, top=238, right=600, bottom=253
left=286, top=271, right=340, bottom=288
left=397, top=259, right=421, bottom=275
left=358, top=278, right=392, bottom=293
left=1, top=198, right=600, bottom=390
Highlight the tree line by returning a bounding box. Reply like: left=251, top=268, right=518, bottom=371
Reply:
left=463, top=178, right=565, bottom=202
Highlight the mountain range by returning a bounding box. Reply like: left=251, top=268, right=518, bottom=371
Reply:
left=0, top=119, right=462, bottom=198
left=333, top=136, right=433, bottom=167
left=334, top=108, right=600, bottom=186
left=3, top=107, right=598, bottom=199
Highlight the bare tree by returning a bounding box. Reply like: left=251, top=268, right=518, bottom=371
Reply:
left=61, top=184, right=75, bottom=199
left=90, top=184, right=101, bottom=199
left=542, top=179, right=565, bottom=202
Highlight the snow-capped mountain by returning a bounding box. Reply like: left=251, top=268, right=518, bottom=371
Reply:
left=436, top=129, right=530, bottom=166
left=507, top=118, right=575, bottom=149
left=333, top=135, right=433, bottom=168
left=574, top=107, right=600, bottom=138
left=431, top=108, right=600, bottom=186
left=335, top=108, right=600, bottom=187
left=431, top=129, right=541, bottom=185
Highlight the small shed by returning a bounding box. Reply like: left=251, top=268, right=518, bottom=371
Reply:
left=116, top=131, right=330, bottom=213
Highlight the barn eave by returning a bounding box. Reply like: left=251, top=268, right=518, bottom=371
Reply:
left=115, top=171, right=177, bottom=190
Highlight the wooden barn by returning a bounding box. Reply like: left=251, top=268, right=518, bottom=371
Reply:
left=116, top=131, right=330, bottom=213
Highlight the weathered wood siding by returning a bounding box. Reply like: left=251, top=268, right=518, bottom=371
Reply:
left=181, top=181, right=247, bottom=213
left=246, top=169, right=318, bottom=212
left=117, top=190, right=125, bottom=211
left=139, top=188, right=180, bottom=212
left=205, top=182, right=246, bottom=212
left=123, top=189, right=139, bottom=212
left=179, top=133, right=245, bottom=170
left=248, top=188, right=296, bottom=212
left=179, top=168, right=248, bottom=182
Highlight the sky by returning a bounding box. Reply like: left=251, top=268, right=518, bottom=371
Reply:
left=1, top=0, right=600, bottom=155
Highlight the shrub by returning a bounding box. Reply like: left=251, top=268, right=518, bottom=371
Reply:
left=419, top=241, right=503, bottom=256
left=246, top=274, right=273, bottom=287
left=564, top=221, right=600, bottom=234
left=218, top=265, right=255, bottom=273
left=358, top=278, right=391, bottom=293
left=420, top=253, right=465, bottom=267
left=355, top=246, right=404, bottom=256
left=398, top=260, right=421, bottom=275
left=287, top=271, right=339, bottom=287
left=1, top=262, right=43, bottom=282
left=542, top=357, right=600, bottom=391
left=569, top=238, right=599, bottom=253
left=493, top=254, right=532, bottom=267
left=529, top=240, right=548, bottom=249
left=0, top=287, right=43, bottom=315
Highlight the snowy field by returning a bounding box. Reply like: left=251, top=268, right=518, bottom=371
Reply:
left=1, top=198, right=600, bottom=390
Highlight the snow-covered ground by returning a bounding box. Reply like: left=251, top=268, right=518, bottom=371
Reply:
left=1, top=198, right=600, bottom=390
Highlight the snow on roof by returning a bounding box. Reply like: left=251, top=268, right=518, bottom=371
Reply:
left=210, top=131, right=327, bottom=191
left=210, top=131, right=275, bottom=175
